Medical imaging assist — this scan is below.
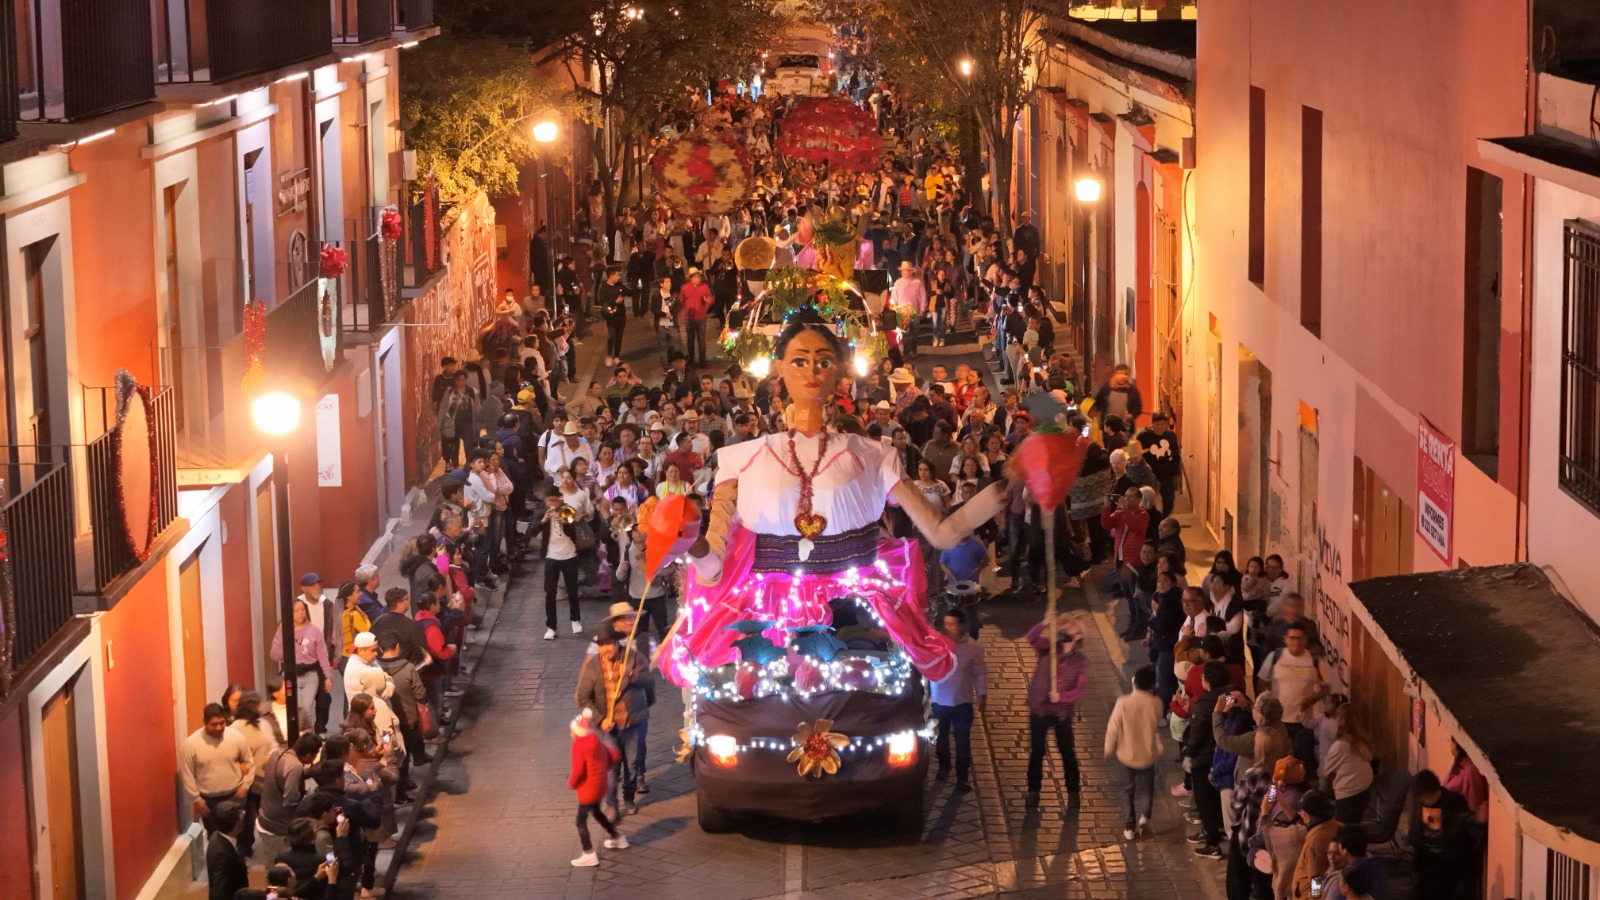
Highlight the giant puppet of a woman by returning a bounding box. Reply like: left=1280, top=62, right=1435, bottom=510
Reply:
left=660, top=314, right=1014, bottom=687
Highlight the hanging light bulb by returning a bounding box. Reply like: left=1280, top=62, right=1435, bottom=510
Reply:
left=853, top=354, right=870, bottom=377
left=747, top=355, right=772, bottom=378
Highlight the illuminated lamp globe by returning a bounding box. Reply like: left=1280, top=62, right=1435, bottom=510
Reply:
left=533, top=121, right=559, bottom=144
left=747, top=355, right=772, bottom=378
left=1074, top=177, right=1103, bottom=203
left=251, top=391, right=302, bottom=436
left=853, top=354, right=871, bottom=378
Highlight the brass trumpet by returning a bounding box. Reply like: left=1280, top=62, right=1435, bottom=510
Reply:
left=557, top=504, right=579, bottom=524
left=610, top=512, right=637, bottom=539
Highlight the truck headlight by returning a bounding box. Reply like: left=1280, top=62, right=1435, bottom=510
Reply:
left=887, top=730, right=917, bottom=767
left=707, top=734, right=739, bottom=767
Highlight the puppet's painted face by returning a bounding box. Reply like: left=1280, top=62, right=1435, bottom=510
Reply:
left=780, top=329, right=840, bottom=407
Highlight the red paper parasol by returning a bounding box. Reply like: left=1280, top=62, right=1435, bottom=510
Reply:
left=776, top=97, right=881, bottom=173
left=1013, top=431, right=1089, bottom=510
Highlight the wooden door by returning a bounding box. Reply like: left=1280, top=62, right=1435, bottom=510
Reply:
left=179, top=552, right=206, bottom=733
left=40, top=675, right=84, bottom=900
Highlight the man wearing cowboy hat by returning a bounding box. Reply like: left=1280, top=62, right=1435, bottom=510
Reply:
left=543, top=420, right=594, bottom=480
left=575, top=616, right=656, bottom=814
left=679, top=269, right=713, bottom=367
left=866, top=400, right=902, bottom=443
left=677, top=408, right=712, bottom=458
left=888, top=366, right=921, bottom=410
left=891, top=260, right=927, bottom=357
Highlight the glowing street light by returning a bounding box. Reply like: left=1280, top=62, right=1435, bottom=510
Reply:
left=958, top=58, right=974, bottom=78
left=747, top=355, right=772, bottom=378
left=533, top=120, right=559, bottom=144
left=251, top=391, right=303, bottom=436
left=1074, top=177, right=1103, bottom=203
left=623, top=5, right=643, bottom=20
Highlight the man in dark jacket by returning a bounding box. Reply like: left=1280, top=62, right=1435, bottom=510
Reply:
left=370, top=588, right=423, bottom=666
left=256, top=733, right=321, bottom=866
left=1183, top=661, right=1228, bottom=858
left=627, top=244, right=656, bottom=317
left=1093, top=364, right=1144, bottom=432
left=206, top=801, right=249, bottom=900
left=1135, top=412, right=1182, bottom=515
left=430, top=356, right=459, bottom=408
left=377, top=632, right=431, bottom=778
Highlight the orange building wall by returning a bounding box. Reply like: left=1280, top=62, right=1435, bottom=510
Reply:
left=219, top=487, right=258, bottom=687
left=99, top=570, right=177, bottom=899
left=0, top=706, right=35, bottom=900
left=306, top=365, right=381, bottom=582
left=69, top=128, right=159, bottom=389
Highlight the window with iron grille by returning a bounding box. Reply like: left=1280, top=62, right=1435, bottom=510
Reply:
left=1547, top=847, right=1592, bottom=900
left=1560, top=220, right=1600, bottom=514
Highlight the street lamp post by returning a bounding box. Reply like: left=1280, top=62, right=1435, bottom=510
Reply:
left=1073, top=176, right=1103, bottom=371
left=535, top=119, right=560, bottom=315
left=252, top=391, right=304, bottom=741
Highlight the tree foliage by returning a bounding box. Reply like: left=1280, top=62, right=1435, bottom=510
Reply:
left=432, top=0, right=787, bottom=243
left=863, top=0, right=1043, bottom=234
left=400, top=38, right=572, bottom=201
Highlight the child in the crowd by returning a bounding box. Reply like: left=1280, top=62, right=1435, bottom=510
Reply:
left=568, top=709, right=626, bottom=867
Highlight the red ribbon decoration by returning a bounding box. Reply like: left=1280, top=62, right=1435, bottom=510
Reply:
left=320, top=244, right=350, bottom=279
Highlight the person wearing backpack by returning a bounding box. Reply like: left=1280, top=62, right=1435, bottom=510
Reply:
left=1256, top=622, right=1327, bottom=781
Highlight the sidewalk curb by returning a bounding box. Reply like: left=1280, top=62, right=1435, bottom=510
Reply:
left=376, top=582, right=512, bottom=893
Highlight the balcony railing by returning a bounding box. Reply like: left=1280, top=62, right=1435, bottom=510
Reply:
left=1, top=455, right=74, bottom=669
left=331, top=0, right=391, bottom=45
left=12, top=0, right=155, bottom=122
left=154, top=0, right=332, bottom=86
left=82, top=387, right=178, bottom=591
left=403, top=188, right=441, bottom=289
left=338, top=208, right=399, bottom=331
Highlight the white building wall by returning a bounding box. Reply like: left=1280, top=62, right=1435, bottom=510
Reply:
left=1528, top=177, right=1600, bottom=624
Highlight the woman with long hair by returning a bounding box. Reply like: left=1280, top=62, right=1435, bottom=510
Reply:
left=1202, top=550, right=1245, bottom=637
left=913, top=458, right=951, bottom=511
left=1321, top=702, right=1375, bottom=825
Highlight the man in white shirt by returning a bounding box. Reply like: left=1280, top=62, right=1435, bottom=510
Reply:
left=536, top=492, right=583, bottom=640
left=543, top=421, right=594, bottom=479
left=1257, top=621, right=1328, bottom=775
left=696, top=228, right=724, bottom=271
left=343, top=632, right=393, bottom=705
left=464, top=450, right=496, bottom=521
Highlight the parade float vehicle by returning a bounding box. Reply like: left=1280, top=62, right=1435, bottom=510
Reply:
left=682, top=602, right=933, bottom=833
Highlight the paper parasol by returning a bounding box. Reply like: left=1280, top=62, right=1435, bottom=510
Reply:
left=643, top=493, right=702, bottom=584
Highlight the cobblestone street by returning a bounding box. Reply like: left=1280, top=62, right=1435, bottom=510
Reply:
left=391, top=524, right=1224, bottom=898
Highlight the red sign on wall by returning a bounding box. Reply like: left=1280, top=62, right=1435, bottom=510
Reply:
left=1416, top=417, right=1455, bottom=563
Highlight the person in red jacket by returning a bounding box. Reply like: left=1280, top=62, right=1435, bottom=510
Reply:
left=568, top=709, right=626, bottom=867
left=414, top=592, right=456, bottom=722
left=679, top=269, right=714, bottom=367
left=1100, top=487, right=1150, bottom=615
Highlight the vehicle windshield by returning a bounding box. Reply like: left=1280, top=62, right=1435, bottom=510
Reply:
left=777, top=54, right=820, bottom=70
